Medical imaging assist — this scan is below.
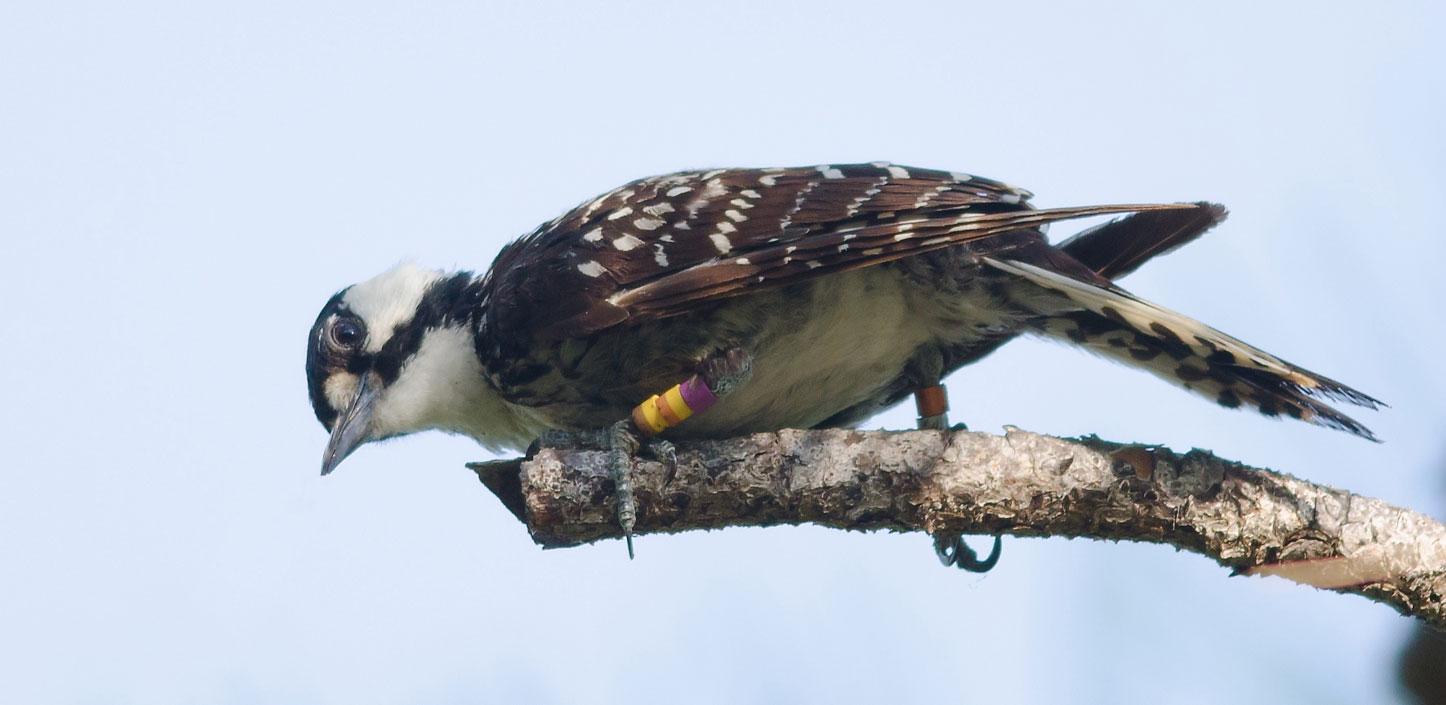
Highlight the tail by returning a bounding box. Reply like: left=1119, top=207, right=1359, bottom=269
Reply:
left=986, top=256, right=1383, bottom=440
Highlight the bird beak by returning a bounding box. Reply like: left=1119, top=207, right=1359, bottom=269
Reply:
left=321, top=373, right=381, bottom=476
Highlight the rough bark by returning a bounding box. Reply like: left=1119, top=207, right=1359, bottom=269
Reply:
left=470, top=427, right=1446, bottom=628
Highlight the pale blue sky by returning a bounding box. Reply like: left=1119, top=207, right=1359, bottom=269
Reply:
left=2, top=2, right=1443, bottom=703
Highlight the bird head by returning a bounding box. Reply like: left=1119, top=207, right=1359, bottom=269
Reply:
left=305, top=263, right=485, bottom=475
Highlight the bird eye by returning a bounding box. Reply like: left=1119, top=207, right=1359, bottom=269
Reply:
left=330, top=317, right=365, bottom=349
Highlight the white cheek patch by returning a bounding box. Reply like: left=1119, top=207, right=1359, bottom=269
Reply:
left=369, top=325, right=479, bottom=436
left=324, top=372, right=359, bottom=417
left=341, top=262, right=445, bottom=352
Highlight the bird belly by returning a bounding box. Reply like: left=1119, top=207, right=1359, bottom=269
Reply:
left=677, top=268, right=936, bottom=437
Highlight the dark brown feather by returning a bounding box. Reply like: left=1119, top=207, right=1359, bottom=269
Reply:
left=482, top=163, right=1199, bottom=341
left=1059, top=202, right=1228, bottom=279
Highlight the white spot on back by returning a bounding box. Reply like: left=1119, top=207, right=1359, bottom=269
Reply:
left=709, top=233, right=732, bottom=253
left=885, top=165, right=910, bottom=179
left=633, top=217, right=665, bottom=231
left=607, top=206, right=634, bottom=220
left=725, top=209, right=748, bottom=222
left=666, top=186, right=693, bottom=197
left=582, top=227, right=604, bottom=242
left=701, top=179, right=728, bottom=199
left=653, top=244, right=669, bottom=267
left=577, top=261, right=608, bottom=277
left=817, top=165, right=844, bottom=179
left=612, top=234, right=645, bottom=251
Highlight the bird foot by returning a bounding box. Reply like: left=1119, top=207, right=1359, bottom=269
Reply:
left=532, top=424, right=674, bottom=560
left=607, top=420, right=641, bottom=560
left=933, top=533, right=1003, bottom=573
left=909, top=379, right=997, bottom=572
left=604, top=422, right=681, bottom=560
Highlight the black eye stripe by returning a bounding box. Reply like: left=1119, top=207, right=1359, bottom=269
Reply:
left=345, top=355, right=370, bottom=375
left=371, top=273, right=482, bottom=384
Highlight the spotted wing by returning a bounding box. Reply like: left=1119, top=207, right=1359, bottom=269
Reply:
left=484, top=162, right=1194, bottom=340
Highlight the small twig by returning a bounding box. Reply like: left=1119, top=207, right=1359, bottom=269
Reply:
left=470, top=427, right=1446, bottom=628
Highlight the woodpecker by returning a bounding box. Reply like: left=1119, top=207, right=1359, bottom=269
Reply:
left=306, top=163, right=1381, bottom=561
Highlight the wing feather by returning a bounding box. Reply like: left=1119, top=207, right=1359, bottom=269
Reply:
left=483, top=163, right=1193, bottom=340
left=606, top=203, right=1196, bottom=322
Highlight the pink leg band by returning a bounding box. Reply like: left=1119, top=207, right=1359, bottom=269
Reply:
left=679, top=374, right=718, bottom=414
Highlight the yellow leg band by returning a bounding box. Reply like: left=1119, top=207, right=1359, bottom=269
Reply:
left=661, top=386, right=694, bottom=424
left=631, top=383, right=698, bottom=436
left=632, top=397, right=668, bottom=435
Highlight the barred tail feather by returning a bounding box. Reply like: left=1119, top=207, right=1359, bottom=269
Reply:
left=987, top=257, right=1382, bottom=440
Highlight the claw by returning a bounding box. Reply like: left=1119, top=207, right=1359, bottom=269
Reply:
left=644, top=438, right=677, bottom=466
left=933, top=534, right=956, bottom=566
left=933, top=533, right=1002, bottom=573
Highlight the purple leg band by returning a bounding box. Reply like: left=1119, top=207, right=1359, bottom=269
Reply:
left=679, top=374, right=718, bottom=414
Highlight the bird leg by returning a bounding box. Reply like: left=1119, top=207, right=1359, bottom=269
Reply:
left=610, top=348, right=753, bottom=558
left=907, top=349, right=1003, bottom=573
left=915, top=384, right=950, bottom=431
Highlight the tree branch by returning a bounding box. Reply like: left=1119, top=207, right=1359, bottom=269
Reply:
left=470, top=427, right=1446, bottom=628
